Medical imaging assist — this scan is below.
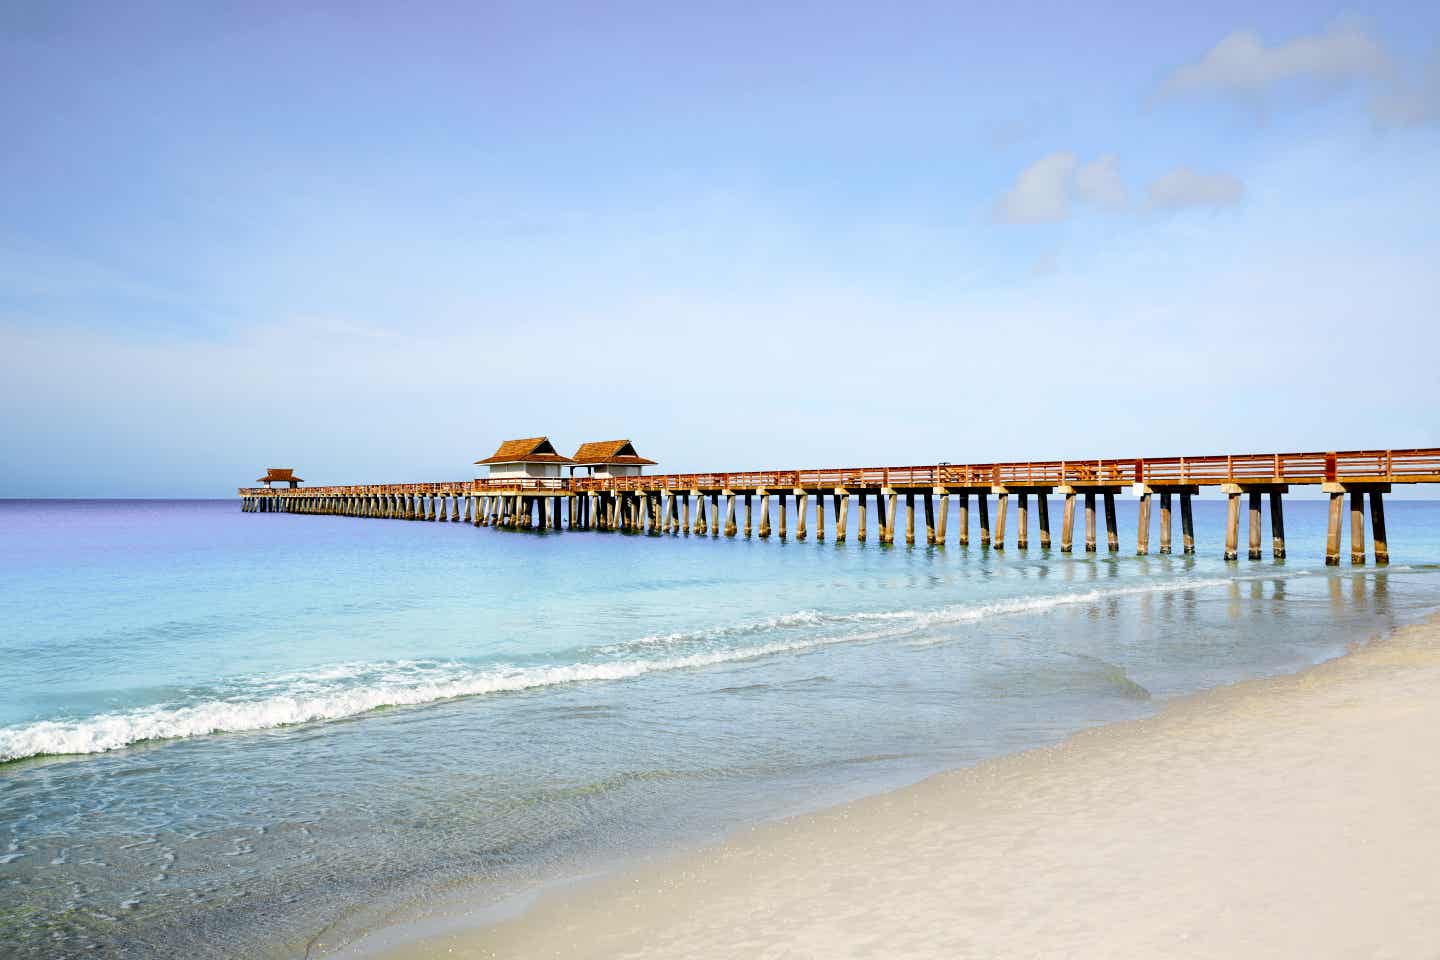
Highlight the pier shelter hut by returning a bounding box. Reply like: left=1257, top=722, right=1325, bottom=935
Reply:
left=474, top=437, right=574, bottom=480
left=569, top=440, right=657, bottom=479
left=257, top=468, right=302, bottom=489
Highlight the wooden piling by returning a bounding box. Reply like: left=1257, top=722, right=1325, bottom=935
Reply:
left=795, top=492, right=808, bottom=540
left=1103, top=492, right=1118, bottom=552
left=905, top=493, right=915, bottom=545
left=835, top=493, right=848, bottom=541
left=1180, top=492, right=1195, bottom=554
left=778, top=494, right=787, bottom=540
left=922, top=492, right=935, bottom=544
left=1325, top=491, right=1344, bottom=565
left=1061, top=492, right=1075, bottom=552
left=1016, top=492, right=1028, bottom=549
left=759, top=493, right=771, bottom=538
left=1137, top=491, right=1151, bottom=556
left=935, top=492, right=948, bottom=545
left=710, top=493, right=720, bottom=536
left=993, top=492, right=1008, bottom=550
left=1247, top=490, right=1262, bottom=560
left=1158, top=492, right=1172, bottom=554
left=744, top=494, right=753, bottom=537
left=1370, top=490, right=1388, bottom=565
left=1084, top=492, right=1096, bottom=552
left=857, top=493, right=868, bottom=543
left=815, top=493, right=825, bottom=541
left=885, top=493, right=898, bottom=545
left=1037, top=492, right=1050, bottom=549
left=1224, top=492, right=1240, bottom=561
left=726, top=494, right=737, bottom=537
left=978, top=495, right=991, bottom=547
left=955, top=493, right=968, bottom=546
left=1350, top=491, right=1366, bottom=565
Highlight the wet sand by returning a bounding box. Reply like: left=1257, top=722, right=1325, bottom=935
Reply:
left=374, top=616, right=1440, bottom=959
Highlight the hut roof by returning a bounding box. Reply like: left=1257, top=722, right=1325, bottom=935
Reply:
left=570, top=440, right=657, bottom=466
left=257, top=468, right=303, bottom=482
left=475, top=437, right=575, bottom=465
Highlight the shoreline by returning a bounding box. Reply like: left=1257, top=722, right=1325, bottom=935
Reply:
left=356, top=612, right=1440, bottom=959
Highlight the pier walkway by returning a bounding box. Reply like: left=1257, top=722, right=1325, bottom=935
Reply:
left=240, top=448, right=1440, bottom=566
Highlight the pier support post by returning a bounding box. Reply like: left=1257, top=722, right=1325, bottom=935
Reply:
left=778, top=494, right=787, bottom=540
left=1137, top=491, right=1151, bottom=556
left=1247, top=491, right=1263, bottom=560
left=725, top=494, right=737, bottom=537
left=1325, top=491, right=1344, bottom=565
left=1084, top=492, right=1096, bottom=552
left=1037, top=493, right=1050, bottom=549
left=1224, top=491, right=1240, bottom=561
left=924, top=492, right=935, bottom=545
left=835, top=493, right=848, bottom=541
left=795, top=492, right=808, bottom=540
left=815, top=493, right=825, bottom=541
left=958, top=493, right=969, bottom=546
left=1103, top=492, right=1118, bottom=552
left=1061, top=492, right=1075, bottom=553
left=885, top=493, right=898, bottom=545
left=745, top=494, right=753, bottom=537
left=1370, top=490, right=1388, bottom=565
left=857, top=493, right=868, bottom=543
left=681, top=494, right=690, bottom=535
left=1159, top=492, right=1172, bottom=554
left=993, top=492, right=1008, bottom=550
left=1016, top=492, right=1028, bottom=549
left=905, top=493, right=915, bottom=545
left=935, top=492, right=948, bottom=545
left=1181, top=493, right=1195, bottom=554
left=978, top=495, right=991, bottom=547
left=759, top=493, right=771, bottom=538
left=1350, top=491, right=1366, bottom=565
left=710, top=493, right=719, bottom=536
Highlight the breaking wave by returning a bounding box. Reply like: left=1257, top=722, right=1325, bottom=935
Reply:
left=1, top=577, right=1236, bottom=762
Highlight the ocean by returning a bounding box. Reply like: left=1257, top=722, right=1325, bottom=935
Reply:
left=3, top=497, right=1439, bottom=957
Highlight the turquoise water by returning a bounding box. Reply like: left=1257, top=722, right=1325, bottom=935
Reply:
left=3, top=497, right=1440, bottom=957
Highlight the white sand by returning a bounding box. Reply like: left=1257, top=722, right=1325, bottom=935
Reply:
left=379, top=617, right=1440, bottom=959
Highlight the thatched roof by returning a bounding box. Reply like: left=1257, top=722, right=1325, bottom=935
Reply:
left=571, top=440, right=656, bottom=466
left=475, top=437, right=574, bottom=465
left=257, top=468, right=303, bottom=482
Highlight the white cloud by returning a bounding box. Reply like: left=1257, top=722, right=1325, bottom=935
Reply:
left=1145, top=168, right=1245, bottom=211
left=1163, top=20, right=1389, bottom=102
left=994, top=152, right=1076, bottom=223
left=1370, top=51, right=1440, bottom=128
left=1074, top=155, right=1129, bottom=211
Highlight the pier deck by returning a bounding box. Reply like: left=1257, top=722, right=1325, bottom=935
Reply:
left=240, top=448, right=1440, bottom=565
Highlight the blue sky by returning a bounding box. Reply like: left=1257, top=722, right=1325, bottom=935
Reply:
left=2, top=2, right=1438, bottom=496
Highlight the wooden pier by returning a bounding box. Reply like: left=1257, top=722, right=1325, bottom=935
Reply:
left=239, top=448, right=1440, bottom=566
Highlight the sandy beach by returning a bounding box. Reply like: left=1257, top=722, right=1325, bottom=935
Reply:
left=374, top=614, right=1440, bottom=959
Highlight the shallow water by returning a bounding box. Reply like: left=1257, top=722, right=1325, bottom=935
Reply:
left=3, top=497, right=1439, bottom=957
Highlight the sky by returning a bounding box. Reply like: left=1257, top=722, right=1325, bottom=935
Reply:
left=2, top=1, right=1438, bottom=496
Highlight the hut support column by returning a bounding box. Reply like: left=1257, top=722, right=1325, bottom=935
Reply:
left=1103, top=492, right=1118, bottom=552
left=1224, top=492, right=1241, bottom=561
left=993, top=492, right=1008, bottom=550
left=1370, top=490, right=1388, bottom=565
left=1350, top=491, right=1366, bottom=565
left=1136, top=491, right=1151, bottom=556
left=1016, top=493, right=1028, bottom=549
